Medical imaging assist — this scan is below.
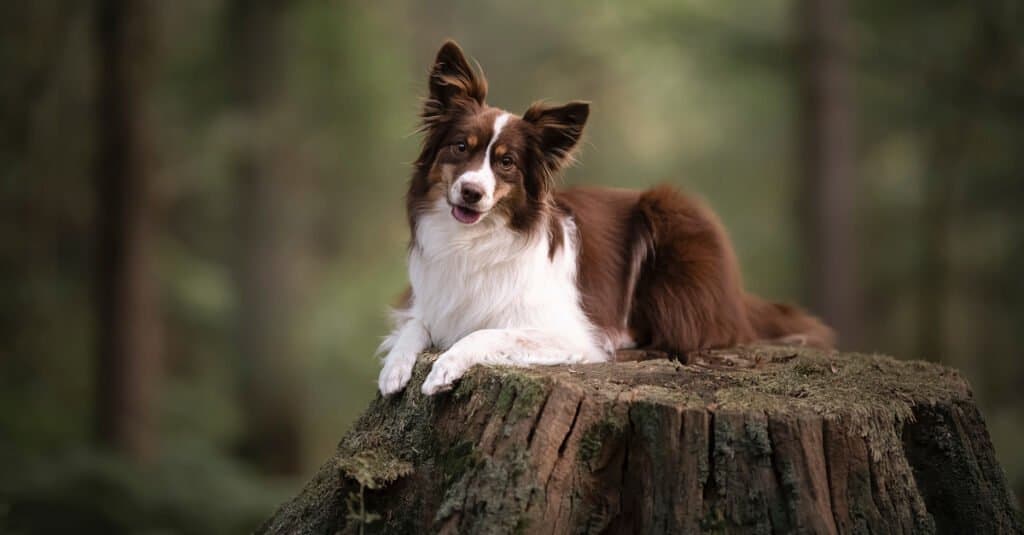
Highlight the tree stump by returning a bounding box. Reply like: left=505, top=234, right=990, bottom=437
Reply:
left=258, top=346, right=1022, bottom=534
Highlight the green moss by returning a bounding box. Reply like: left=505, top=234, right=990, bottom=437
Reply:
left=776, top=458, right=799, bottom=519
left=494, top=381, right=517, bottom=415
left=337, top=449, right=413, bottom=490
left=578, top=413, right=627, bottom=466
left=697, top=446, right=710, bottom=487
left=743, top=420, right=772, bottom=458
left=792, top=362, right=823, bottom=377
left=709, top=347, right=962, bottom=424
left=501, top=373, right=547, bottom=423
left=710, top=418, right=733, bottom=498
left=438, top=440, right=478, bottom=486
left=434, top=449, right=537, bottom=533
left=629, top=402, right=663, bottom=443
left=452, top=371, right=480, bottom=400
left=338, top=354, right=441, bottom=463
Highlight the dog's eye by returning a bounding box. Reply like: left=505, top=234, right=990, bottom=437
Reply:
left=453, top=141, right=468, bottom=154
left=499, top=155, right=514, bottom=170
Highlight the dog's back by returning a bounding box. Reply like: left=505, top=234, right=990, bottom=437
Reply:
left=558, top=185, right=834, bottom=356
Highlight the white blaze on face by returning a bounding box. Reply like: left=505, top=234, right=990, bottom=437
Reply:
left=450, top=113, right=510, bottom=211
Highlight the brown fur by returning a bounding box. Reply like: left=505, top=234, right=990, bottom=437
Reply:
left=408, top=40, right=835, bottom=359
left=558, top=186, right=835, bottom=357
left=409, top=42, right=561, bottom=241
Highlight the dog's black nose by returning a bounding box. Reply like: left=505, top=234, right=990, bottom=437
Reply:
left=460, top=183, right=484, bottom=204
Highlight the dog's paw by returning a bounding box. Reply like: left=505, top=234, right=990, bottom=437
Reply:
left=421, top=353, right=469, bottom=395
left=378, top=356, right=415, bottom=396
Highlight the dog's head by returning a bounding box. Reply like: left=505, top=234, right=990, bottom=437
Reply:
left=409, top=41, right=589, bottom=231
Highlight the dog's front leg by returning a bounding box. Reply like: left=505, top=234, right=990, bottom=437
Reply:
left=378, top=313, right=430, bottom=395
left=421, top=328, right=599, bottom=395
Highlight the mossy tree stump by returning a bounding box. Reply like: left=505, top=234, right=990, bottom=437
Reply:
left=258, top=347, right=1021, bottom=534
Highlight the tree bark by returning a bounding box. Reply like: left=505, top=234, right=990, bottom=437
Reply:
left=258, top=347, right=1021, bottom=534
left=93, top=0, right=162, bottom=461
left=795, top=0, right=863, bottom=349
left=225, top=0, right=304, bottom=475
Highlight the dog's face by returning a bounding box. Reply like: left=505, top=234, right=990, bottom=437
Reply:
left=410, top=41, right=589, bottom=231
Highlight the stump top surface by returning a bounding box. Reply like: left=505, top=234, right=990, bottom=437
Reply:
left=448, top=345, right=970, bottom=418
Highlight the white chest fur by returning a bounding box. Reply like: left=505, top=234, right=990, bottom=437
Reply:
left=409, top=201, right=602, bottom=358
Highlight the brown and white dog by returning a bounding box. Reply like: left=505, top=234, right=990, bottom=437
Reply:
left=379, top=41, right=834, bottom=396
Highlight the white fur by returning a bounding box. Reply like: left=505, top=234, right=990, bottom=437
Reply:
left=449, top=113, right=510, bottom=212
left=377, top=194, right=609, bottom=396
left=377, top=308, right=429, bottom=395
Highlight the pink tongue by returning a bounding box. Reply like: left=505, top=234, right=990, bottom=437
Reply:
left=452, top=205, right=482, bottom=224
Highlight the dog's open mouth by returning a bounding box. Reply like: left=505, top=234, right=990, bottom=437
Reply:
left=451, top=205, right=483, bottom=224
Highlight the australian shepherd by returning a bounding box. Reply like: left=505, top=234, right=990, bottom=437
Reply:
left=378, top=41, right=834, bottom=396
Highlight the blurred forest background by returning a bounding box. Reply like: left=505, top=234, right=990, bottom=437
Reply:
left=2, top=0, right=1022, bottom=532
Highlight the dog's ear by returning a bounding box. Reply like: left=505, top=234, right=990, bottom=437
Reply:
left=523, top=101, right=590, bottom=173
left=423, top=40, right=487, bottom=121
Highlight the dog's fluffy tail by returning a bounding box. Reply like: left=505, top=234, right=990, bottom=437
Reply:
left=745, top=294, right=836, bottom=349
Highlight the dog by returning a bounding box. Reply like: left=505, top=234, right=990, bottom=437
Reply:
left=378, top=40, right=834, bottom=396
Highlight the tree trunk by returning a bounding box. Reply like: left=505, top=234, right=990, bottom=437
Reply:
left=93, top=0, right=162, bottom=461
left=795, top=0, right=863, bottom=349
left=260, top=346, right=1019, bottom=532
left=225, top=0, right=304, bottom=475
left=258, top=347, right=1021, bottom=534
